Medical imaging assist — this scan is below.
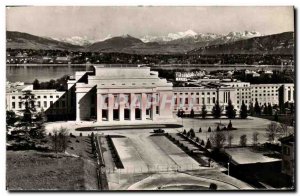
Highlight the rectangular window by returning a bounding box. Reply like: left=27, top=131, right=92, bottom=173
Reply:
left=56, top=95, right=59, bottom=98
left=18, top=102, right=22, bottom=108
left=213, top=97, right=216, bottom=103
left=207, top=97, right=210, bottom=104
left=12, top=96, right=15, bottom=99
left=197, top=98, right=200, bottom=104
left=185, top=98, right=188, bottom=104
left=12, top=102, right=15, bottom=109
left=37, top=101, right=41, bottom=108
left=156, top=106, right=159, bottom=115
left=37, top=96, right=40, bottom=98
left=44, top=101, right=47, bottom=108
left=44, top=96, right=47, bottom=98
left=202, top=97, right=205, bottom=104
left=50, top=96, right=53, bottom=98
left=50, top=101, right=53, bottom=105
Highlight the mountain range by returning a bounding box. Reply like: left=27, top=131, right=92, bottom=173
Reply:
left=6, top=30, right=294, bottom=55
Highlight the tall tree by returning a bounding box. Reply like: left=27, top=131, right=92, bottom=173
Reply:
left=209, top=132, right=226, bottom=150
left=226, top=99, right=236, bottom=119
left=252, top=132, right=259, bottom=147
left=248, top=101, right=254, bottom=116
left=254, top=99, right=261, bottom=116
left=201, top=105, right=207, bottom=119
left=240, top=101, right=248, bottom=119
left=190, top=108, right=195, bottom=118
left=240, top=135, right=247, bottom=147
left=212, top=102, right=222, bottom=119
left=267, top=103, right=273, bottom=115
left=263, top=103, right=268, bottom=115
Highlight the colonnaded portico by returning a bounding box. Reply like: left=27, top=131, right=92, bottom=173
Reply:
left=74, top=64, right=174, bottom=124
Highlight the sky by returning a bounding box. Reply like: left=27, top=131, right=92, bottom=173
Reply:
left=6, top=6, right=294, bottom=40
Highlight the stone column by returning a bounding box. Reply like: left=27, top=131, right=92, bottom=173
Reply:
left=108, top=93, right=114, bottom=122
left=141, top=93, right=147, bottom=120
left=130, top=93, right=136, bottom=121
left=76, top=93, right=81, bottom=122
left=151, top=93, right=156, bottom=120
left=119, top=93, right=124, bottom=121
left=97, top=93, right=102, bottom=122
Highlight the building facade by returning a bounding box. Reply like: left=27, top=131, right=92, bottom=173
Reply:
left=75, top=64, right=174, bottom=124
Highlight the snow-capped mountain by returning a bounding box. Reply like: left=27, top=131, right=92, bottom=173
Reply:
left=140, top=30, right=263, bottom=45
left=52, top=34, right=114, bottom=46
left=141, top=30, right=199, bottom=43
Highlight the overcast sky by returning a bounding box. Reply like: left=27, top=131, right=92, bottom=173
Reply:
left=6, top=6, right=294, bottom=40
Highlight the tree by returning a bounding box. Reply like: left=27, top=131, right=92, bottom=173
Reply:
left=240, top=134, right=247, bottom=147
left=228, top=134, right=234, bottom=147
left=254, top=100, right=261, bottom=116
left=240, top=101, right=248, bottom=119
left=212, top=102, right=222, bottom=119
left=29, top=109, right=46, bottom=139
left=267, top=103, right=273, bottom=116
left=205, top=138, right=212, bottom=149
left=208, top=127, right=212, bottom=132
left=201, top=105, right=207, bottom=119
left=195, top=137, right=199, bottom=143
left=265, top=122, right=282, bottom=143
left=225, top=99, right=236, bottom=119
left=199, top=128, right=202, bottom=133
left=33, top=79, right=40, bottom=89
left=183, top=129, right=187, bottom=134
left=190, top=108, right=195, bottom=118
left=263, top=103, right=268, bottom=115
left=209, top=132, right=226, bottom=150
left=201, top=140, right=205, bottom=146
left=190, top=128, right=195, bottom=138
left=227, top=120, right=233, bottom=130
left=248, top=101, right=254, bottom=116
left=14, top=90, right=37, bottom=139
left=216, top=125, right=221, bottom=132
left=52, top=127, right=69, bottom=153
left=274, top=112, right=279, bottom=122
left=6, top=110, right=18, bottom=132
left=252, top=132, right=259, bottom=147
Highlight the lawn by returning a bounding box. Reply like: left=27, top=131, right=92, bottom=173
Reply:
left=6, top=136, right=98, bottom=191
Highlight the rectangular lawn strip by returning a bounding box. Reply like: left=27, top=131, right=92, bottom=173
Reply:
left=99, top=136, right=116, bottom=170
left=111, top=137, right=148, bottom=172
left=6, top=150, right=98, bottom=190
left=150, top=135, right=200, bottom=170
left=128, top=135, right=178, bottom=168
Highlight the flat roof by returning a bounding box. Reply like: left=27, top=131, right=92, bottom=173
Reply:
left=225, top=147, right=281, bottom=165
left=94, top=64, right=147, bottom=68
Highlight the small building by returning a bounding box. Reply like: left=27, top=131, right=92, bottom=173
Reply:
left=279, top=135, right=294, bottom=178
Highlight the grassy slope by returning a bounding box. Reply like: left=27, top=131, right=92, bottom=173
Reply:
left=6, top=137, right=98, bottom=191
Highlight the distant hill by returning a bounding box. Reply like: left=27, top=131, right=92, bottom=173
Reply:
left=6, top=31, right=294, bottom=55
left=188, top=32, right=294, bottom=55
left=6, top=31, right=83, bottom=51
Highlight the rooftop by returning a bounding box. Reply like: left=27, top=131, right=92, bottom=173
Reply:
left=225, top=147, right=281, bottom=165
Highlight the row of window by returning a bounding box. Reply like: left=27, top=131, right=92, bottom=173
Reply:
left=175, top=97, right=216, bottom=105
left=12, top=95, right=63, bottom=99
left=253, top=86, right=279, bottom=89
left=11, top=100, right=66, bottom=109
left=174, top=92, right=216, bottom=96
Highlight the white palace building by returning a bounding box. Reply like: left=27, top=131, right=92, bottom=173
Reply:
left=6, top=64, right=294, bottom=125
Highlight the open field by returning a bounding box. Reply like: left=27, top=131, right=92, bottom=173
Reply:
left=6, top=136, right=98, bottom=191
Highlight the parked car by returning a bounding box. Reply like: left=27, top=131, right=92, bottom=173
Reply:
left=153, top=128, right=165, bottom=133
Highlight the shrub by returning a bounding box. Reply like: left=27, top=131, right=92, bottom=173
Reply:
left=79, top=132, right=83, bottom=137
left=76, top=139, right=80, bottom=143
left=205, top=139, right=212, bottom=149
left=216, top=125, right=220, bottom=132
left=208, top=127, right=212, bottom=132
left=190, top=128, right=195, bottom=138
left=209, top=183, right=217, bottom=190
left=195, top=137, right=200, bottom=143
left=199, top=128, right=202, bottom=133
left=201, top=140, right=205, bottom=146
left=183, top=129, right=187, bottom=134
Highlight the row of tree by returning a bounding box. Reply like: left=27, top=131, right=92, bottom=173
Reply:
left=177, top=100, right=248, bottom=119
